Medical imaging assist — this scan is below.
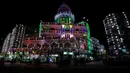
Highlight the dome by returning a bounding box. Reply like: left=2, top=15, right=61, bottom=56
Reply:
left=54, top=4, right=75, bottom=23
left=57, top=4, right=72, bottom=13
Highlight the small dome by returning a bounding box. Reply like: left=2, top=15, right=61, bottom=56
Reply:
left=57, top=4, right=72, bottom=13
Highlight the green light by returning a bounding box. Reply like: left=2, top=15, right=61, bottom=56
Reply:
left=57, top=19, right=60, bottom=23
left=39, top=20, right=43, bottom=37
left=60, top=18, right=62, bottom=23
left=65, top=24, right=70, bottom=29
left=66, top=18, right=68, bottom=23
left=85, top=22, right=92, bottom=54
left=80, top=21, right=92, bottom=54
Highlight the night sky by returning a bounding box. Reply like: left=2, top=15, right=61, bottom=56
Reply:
left=0, top=0, right=129, bottom=48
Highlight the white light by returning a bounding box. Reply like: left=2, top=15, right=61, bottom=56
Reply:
left=63, top=52, right=67, bottom=55
left=62, top=25, right=65, bottom=28
left=110, top=29, right=112, bottom=33
left=128, top=26, right=130, bottom=28
left=69, top=52, right=73, bottom=55
left=112, top=13, right=115, bottom=16
left=115, top=36, right=117, bottom=38
left=55, top=54, right=58, bottom=57
left=112, top=38, right=114, bottom=41
left=70, top=34, right=74, bottom=38
left=118, top=30, right=120, bottom=34
left=124, top=15, right=126, bottom=17
left=70, top=25, right=72, bottom=28
left=116, top=39, right=119, bottom=41
left=112, top=25, right=114, bottom=28
left=115, top=25, right=119, bottom=28
left=90, top=56, right=94, bottom=60
left=105, top=30, right=108, bottom=34
left=106, top=16, right=108, bottom=19
left=123, top=46, right=126, bottom=48
left=120, top=38, right=123, bottom=42
left=61, top=34, right=65, bottom=38
left=83, top=17, right=85, bottom=19
left=100, top=49, right=103, bottom=52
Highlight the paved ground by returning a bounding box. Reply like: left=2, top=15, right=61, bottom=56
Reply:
left=1, top=61, right=129, bottom=73
left=4, top=61, right=104, bottom=68
left=4, top=61, right=129, bottom=68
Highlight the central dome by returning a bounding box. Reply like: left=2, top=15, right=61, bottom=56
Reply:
left=57, top=4, right=72, bottom=13
left=54, top=4, right=75, bottom=23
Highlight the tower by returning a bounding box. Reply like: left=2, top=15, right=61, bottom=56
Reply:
left=103, top=12, right=129, bottom=60
left=122, top=12, right=130, bottom=50
left=10, top=24, right=26, bottom=48
left=2, top=24, right=26, bottom=54
left=1, top=33, right=11, bottom=54
left=54, top=4, right=75, bottom=24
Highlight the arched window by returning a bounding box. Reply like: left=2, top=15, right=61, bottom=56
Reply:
left=76, top=28, right=79, bottom=31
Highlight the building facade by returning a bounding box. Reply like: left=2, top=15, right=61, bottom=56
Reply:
left=1, top=24, right=26, bottom=53
left=23, top=4, right=92, bottom=55
left=2, top=4, right=105, bottom=62
left=1, top=33, right=11, bottom=54
left=103, top=12, right=129, bottom=60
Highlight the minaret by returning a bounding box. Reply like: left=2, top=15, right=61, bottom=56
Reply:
left=39, top=20, right=43, bottom=38
left=54, top=4, right=75, bottom=24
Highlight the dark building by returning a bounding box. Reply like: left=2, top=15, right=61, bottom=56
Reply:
left=121, top=12, right=130, bottom=50
left=103, top=12, right=130, bottom=60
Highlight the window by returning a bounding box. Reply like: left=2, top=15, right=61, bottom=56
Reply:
left=76, top=28, right=79, bottom=31
left=50, top=28, right=55, bottom=30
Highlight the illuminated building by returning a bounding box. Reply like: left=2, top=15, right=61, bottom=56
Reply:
left=121, top=12, right=130, bottom=51
left=2, top=4, right=105, bottom=63
left=2, top=24, right=25, bottom=53
left=90, top=37, right=105, bottom=60
left=103, top=12, right=129, bottom=60
left=23, top=4, right=92, bottom=55
left=9, top=24, right=26, bottom=48
left=2, top=33, right=11, bottom=54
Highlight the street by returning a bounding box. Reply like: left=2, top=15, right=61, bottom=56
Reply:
left=4, top=61, right=129, bottom=68
left=1, top=61, right=129, bottom=73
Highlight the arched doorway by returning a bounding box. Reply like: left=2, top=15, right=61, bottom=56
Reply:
left=50, top=42, right=58, bottom=54
left=64, top=42, right=71, bottom=50
left=59, top=43, right=63, bottom=47
left=51, top=42, right=58, bottom=49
